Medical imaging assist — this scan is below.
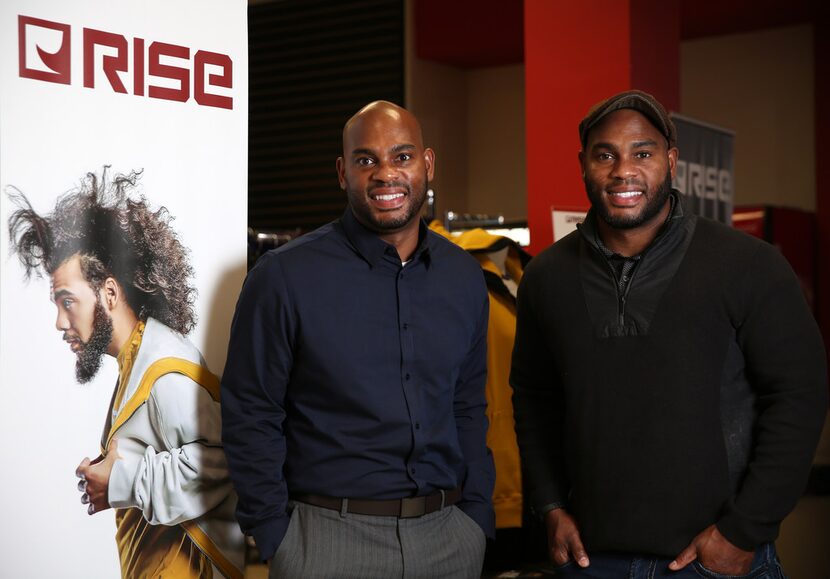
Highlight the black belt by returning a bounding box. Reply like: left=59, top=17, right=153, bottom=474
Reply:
left=292, top=488, right=461, bottom=518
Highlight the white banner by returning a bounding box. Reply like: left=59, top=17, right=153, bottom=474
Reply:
left=0, top=1, right=247, bottom=576
left=551, top=207, right=587, bottom=242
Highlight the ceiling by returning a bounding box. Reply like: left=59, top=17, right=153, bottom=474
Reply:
left=415, top=0, right=821, bottom=68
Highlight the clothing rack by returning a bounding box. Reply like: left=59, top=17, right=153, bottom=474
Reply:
left=443, top=212, right=530, bottom=247
left=247, top=227, right=302, bottom=269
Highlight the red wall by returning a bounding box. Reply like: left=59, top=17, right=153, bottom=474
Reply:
left=631, top=0, right=681, bottom=112
left=523, top=0, right=680, bottom=254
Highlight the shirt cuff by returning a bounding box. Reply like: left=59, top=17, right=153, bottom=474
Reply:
left=249, top=514, right=292, bottom=562
left=716, top=510, right=778, bottom=552
left=107, top=455, right=139, bottom=509
left=538, top=501, right=565, bottom=517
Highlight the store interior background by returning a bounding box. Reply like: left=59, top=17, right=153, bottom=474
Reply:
left=246, top=0, right=829, bottom=576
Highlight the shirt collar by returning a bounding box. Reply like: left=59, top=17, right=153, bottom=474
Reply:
left=116, top=318, right=145, bottom=372
left=582, top=189, right=682, bottom=259
left=340, top=206, right=432, bottom=268
left=113, top=318, right=146, bottom=414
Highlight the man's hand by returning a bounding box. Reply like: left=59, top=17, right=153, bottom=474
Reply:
left=669, top=524, right=754, bottom=574
left=545, top=508, right=590, bottom=568
left=75, top=438, right=121, bottom=515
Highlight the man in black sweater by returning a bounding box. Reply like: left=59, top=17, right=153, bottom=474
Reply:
left=510, top=90, right=827, bottom=578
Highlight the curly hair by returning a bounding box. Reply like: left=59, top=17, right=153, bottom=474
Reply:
left=7, top=169, right=197, bottom=335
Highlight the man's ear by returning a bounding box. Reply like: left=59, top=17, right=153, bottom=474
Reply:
left=668, top=147, right=679, bottom=180
left=336, top=157, right=346, bottom=190
left=102, top=277, right=120, bottom=310
left=423, top=147, right=435, bottom=182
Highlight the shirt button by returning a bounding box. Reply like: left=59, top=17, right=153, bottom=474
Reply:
left=410, top=467, right=416, bottom=474
left=415, top=423, right=421, bottom=430
left=405, top=373, right=411, bottom=380
left=402, top=323, right=409, bottom=330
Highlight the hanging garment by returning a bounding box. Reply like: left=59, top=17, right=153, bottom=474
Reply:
left=430, top=221, right=530, bottom=529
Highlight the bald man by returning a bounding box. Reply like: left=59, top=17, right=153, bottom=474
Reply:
left=222, top=101, right=495, bottom=578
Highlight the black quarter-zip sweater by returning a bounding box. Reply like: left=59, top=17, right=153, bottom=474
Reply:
left=510, top=192, right=827, bottom=556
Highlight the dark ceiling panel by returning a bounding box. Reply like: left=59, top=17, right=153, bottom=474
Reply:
left=680, top=0, right=816, bottom=39
left=413, top=0, right=819, bottom=69
left=414, top=0, right=523, bottom=68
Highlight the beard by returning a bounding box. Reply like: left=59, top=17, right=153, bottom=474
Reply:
left=74, top=299, right=114, bottom=384
left=349, top=172, right=428, bottom=232
left=586, top=171, right=673, bottom=230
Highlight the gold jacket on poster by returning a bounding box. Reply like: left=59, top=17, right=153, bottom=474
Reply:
left=104, top=317, right=245, bottom=579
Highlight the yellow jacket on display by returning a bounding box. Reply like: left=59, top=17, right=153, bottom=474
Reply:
left=430, top=222, right=529, bottom=529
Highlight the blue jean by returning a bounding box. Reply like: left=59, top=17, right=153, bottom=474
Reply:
left=553, top=543, right=785, bottom=579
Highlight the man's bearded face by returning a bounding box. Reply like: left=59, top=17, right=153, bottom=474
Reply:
left=51, top=255, right=114, bottom=383
left=73, top=299, right=114, bottom=383
left=581, top=109, right=677, bottom=232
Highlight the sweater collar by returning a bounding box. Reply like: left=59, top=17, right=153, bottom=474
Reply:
left=579, top=189, right=686, bottom=257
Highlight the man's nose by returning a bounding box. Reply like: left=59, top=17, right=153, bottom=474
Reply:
left=56, top=308, right=70, bottom=332
left=372, top=159, right=399, bottom=182
left=612, top=156, right=638, bottom=180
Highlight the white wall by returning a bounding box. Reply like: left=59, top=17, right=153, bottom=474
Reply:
left=466, top=64, right=526, bottom=220
left=681, top=25, right=815, bottom=211
left=405, top=0, right=526, bottom=221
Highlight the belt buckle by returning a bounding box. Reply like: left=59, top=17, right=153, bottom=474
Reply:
left=399, top=496, right=426, bottom=518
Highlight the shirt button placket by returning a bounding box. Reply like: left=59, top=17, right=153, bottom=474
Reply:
left=399, top=266, right=422, bottom=488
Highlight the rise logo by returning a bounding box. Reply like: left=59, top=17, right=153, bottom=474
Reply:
left=18, top=15, right=234, bottom=110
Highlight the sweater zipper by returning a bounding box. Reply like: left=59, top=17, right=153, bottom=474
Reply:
left=619, top=294, right=626, bottom=326
left=606, top=259, right=639, bottom=327
left=620, top=261, right=641, bottom=326
left=602, top=261, right=627, bottom=326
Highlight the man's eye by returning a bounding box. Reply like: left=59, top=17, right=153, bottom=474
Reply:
left=635, top=151, right=652, bottom=159
left=397, top=153, right=412, bottom=162
left=357, top=158, right=375, bottom=167
left=62, top=299, right=73, bottom=309
left=597, top=152, right=613, bottom=161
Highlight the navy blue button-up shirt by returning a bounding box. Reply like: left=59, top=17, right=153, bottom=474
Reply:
left=221, top=208, right=495, bottom=560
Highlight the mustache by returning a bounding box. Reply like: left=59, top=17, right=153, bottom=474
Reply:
left=369, top=182, right=409, bottom=192
left=582, top=173, right=649, bottom=192
left=610, top=179, right=647, bottom=190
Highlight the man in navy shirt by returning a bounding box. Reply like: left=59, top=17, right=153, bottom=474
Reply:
left=222, top=101, right=495, bottom=578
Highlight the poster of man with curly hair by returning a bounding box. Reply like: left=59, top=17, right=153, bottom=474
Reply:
left=7, top=170, right=245, bottom=578
left=0, top=1, right=248, bottom=577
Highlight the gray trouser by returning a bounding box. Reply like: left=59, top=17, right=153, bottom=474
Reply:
left=269, top=501, right=486, bottom=579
